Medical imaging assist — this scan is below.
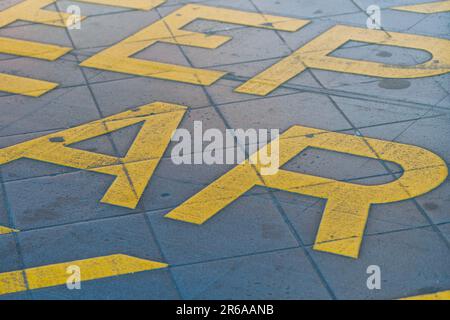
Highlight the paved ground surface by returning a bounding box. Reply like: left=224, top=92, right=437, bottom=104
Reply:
left=0, top=0, right=449, bottom=300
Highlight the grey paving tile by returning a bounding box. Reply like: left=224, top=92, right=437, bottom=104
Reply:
left=0, top=233, right=30, bottom=300
left=0, top=184, right=11, bottom=229
left=280, top=147, right=399, bottom=182
left=310, top=70, right=448, bottom=108
left=308, top=227, right=450, bottom=299
left=0, top=20, right=73, bottom=48
left=0, top=234, right=21, bottom=273
left=181, top=20, right=292, bottom=69
left=4, top=169, right=143, bottom=230
left=218, top=91, right=350, bottom=133
left=439, top=223, right=450, bottom=242
left=357, top=115, right=449, bottom=153
left=415, top=175, right=450, bottom=224
left=405, top=11, right=450, bottom=39
left=88, top=76, right=211, bottom=115
left=18, top=214, right=179, bottom=299
left=0, top=56, right=86, bottom=91
left=332, top=96, right=445, bottom=129
left=204, top=79, right=297, bottom=106
left=57, top=0, right=133, bottom=16
left=0, top=86, right=100, bottom=137
left=139, top=156, right=238, bottom=212
left=172, top=248, right=332, bottom=299
left=251, top=0, right=359, bottom=19
left=354, top=0, right=425, bottom=9
left=0, top=0, right=22, bottom=11
left=65, top=7, right=161, bottom=50
left=146, top=193, right=298, bottom=265
left=160, top=0, right=255, bottom=12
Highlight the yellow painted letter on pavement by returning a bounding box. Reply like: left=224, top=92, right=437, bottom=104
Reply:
left=0, top=254, right=168, bottom=296
left=0, top=0, right=84, bottom=96
left=80, top=4, right=309, bottom=85
left=236, top=25, right=450, bottom=95
left=392, top=0, right=450, bottom=13
left=0, top=102, right=186, bottom=209
left=401, top=290, right=450, bottom=300
left=74, top=0, right=166, bottom=10
left=166, top=125, right=448, bottom=259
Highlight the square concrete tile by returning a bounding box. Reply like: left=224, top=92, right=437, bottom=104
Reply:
left=0, top=234, right=30, bottom=300
left=65, top=7, right=161, bottom=50
left=172, top=248, right=333, bottom=299
left=439, top=223, right=450, bottom=242
left=251, top=0, right=359, bottom=19
left=18, top=214, right=179, bottom=299
left=4, top=169, right=144, bottom=230
left=332, top=96, right=445, bottom=129
left=218, top=91, right=350, bottom=133
left=146, top=193, right=298, bottom=265
left=0, top=184, right=11, bottom=230
left=308, top=226, right=450, bottom=299
left=0, top=86, right=100, bottom=137
left=89, top=77, right=211, bottom=115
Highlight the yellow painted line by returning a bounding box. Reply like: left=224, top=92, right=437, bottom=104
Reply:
left=0, top=0, right=86, bottom=28
left=0, top=0, right=86, bottom=96
left=0, top=102, right=186, bottom=209
left=0, top=37, right=71, bottom=61
left=0, top=254, right=168, bottom=296
left=401, top=290, right=450, bottom=300
left=74, top=0, right=166, bottom=10
left=392, top=0, right=450, bottom=13
left=166, top=125, right=448, bottom=259
left=81, top=4, right=309, bottom=86
left=236, top=25, right=450, bottom=96
left=0, top=226, right=17, bottom=235
left=0, top=73, right=58, bottom=97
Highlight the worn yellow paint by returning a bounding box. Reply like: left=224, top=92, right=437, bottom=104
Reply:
left=75, top=0, right=166, bottom=10
left=0, top=0, right=86, bottom=28
left=0, top=254, right=168, bottom=296
left=392, top=0, right=450, bottom=13
left=166, top=125, right=448, bottom=259
left=0, top=73, right=59, bottom=97
left=0, top=37, right=71, bottom=61
left=401, top=290, right=450, bottom=300
left=0, top=225, right=17, bottom=235
left=236, top=25, right=450, bottom=96
left=0, top=102, right=186, bottom=208
left=0, top=0, right=83, bottom=96
left=81, top=4, right=308, bottom=85
left=0, top=37, right=71, bottom=96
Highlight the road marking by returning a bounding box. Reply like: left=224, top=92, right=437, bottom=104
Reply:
left=80, top=4, right=308, bottom=86
left=0, top=0, right=83, bottom=96
left=0, top=226, right=17, bottom=235
left=0, top=102, right=186, bottom=209
left=0, top=254, right=168, bottom=296
left=401, top=290, right=450, bottom=300
left=166, top=125, right=448, bottom=259
left=74, top=0, right=166, bottom=10
left=393, top=0, right=450, bottom=13
left=0, top=0, right=85, bottom=28
left=236, top=25, right=450, bottom=96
